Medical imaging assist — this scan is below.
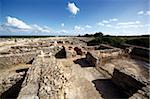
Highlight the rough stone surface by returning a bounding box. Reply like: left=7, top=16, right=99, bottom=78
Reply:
left=0, top=72, right=25, bottom=96
left=17, top=56, right=42, bottom=99
left=0, top=52, right=37, bottom=67
left=17, top=55, right=67, bottom=99
left=74, top=47, right=83, bottom=55
left=86, top=52, right=99, bottom=66
left=39, top=56, right=67, bottom=99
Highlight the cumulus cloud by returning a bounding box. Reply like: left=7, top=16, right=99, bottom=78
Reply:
left=102, top=20, right=109, bottom=23
left=115, top=21, right=144, bottom=29
left=138, top=10, right=150, bottom=16
left=61, top=23, right=64, bottom=27
left=5, top=16, right=31, bottom=29
left=1, top=16, right=52, bottom=34
left=98, top=18, right=118, bottom=27
left=97, top=22, right=105, bottom=26
left=58, top=30, right=68, bottom=34
left=145, top=11, right=150, bottom=16
left=138, top=11, right=144, bottom=15
left=74, top=25, right=84, bottom=31
left=97, top=20, right=145, bottom=29
left=109, top=18, right=118, bottom=22
left=117, top=21, right=140, bottom=25
left=105, top=24, right=112, bottom=27
left=67, top=2, right=80, bottom=15
left=102, top=18, right=118, bottom=24
left=32, top=24, right=51, bottom=33
left=85, top=25, right=92, bottom=28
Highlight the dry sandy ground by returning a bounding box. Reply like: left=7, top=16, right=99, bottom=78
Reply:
left=58, top=55, right=130, bottom=99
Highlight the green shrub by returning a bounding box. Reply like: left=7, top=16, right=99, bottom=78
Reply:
left=87, top=37, right=125, bottom=47
left=126, top=38, right=149, bottom=48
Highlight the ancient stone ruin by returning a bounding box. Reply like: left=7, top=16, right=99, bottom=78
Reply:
left=0, top=37, right=149, bottom=99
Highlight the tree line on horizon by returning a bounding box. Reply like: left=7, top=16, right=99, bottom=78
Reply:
left=84, top=32, right=149, bottom=48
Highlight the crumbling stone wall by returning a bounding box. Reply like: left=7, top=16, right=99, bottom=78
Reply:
left=130, top=47, right=149, bottom=62
left=121, top=44, right=150, bottom=62
left=17, top=55, right=67, bottom=99
left=74, top=47, right=83, bottom=55
left=0, top=46, right=63, bottom=70
left=86, top=44, right=123, bottom=59
left=0, top=52, right=37, bottom=67
left=98, top=48, right=123, bottom=58
left=112, top=68, right=148, bottom=98
left=17, top=56, right=43, bottom=99
left=85, top=52, right=99, bottom=66
left=85, top=51, right=149, bottom=98
left=55, top=46, right=66, bottom=58
left=39, top=56, right=67, bottom=99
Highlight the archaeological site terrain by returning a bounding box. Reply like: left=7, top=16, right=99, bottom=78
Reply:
left=0, top=36, right=149, bottom=99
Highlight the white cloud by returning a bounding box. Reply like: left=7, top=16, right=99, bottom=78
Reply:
left=6, top=16, right=31, bottom=29
left=97, top=22, right=105, bottom=26
left=85, top=25, right=92, bottom=28
left=138, top=10, right=150, bottom=16
left=74, top=25, right=84, bottom=31
left=98, top=18, right=118, bottom=26
left=67, top=2, right=80, bottom=15
left=114, top=21, right=144, bottom=29
left=138, top=11, right=144, bottom=15
left=2, top=16, right=52, bottom=33
left=98, top=20, right=145, bottom=29
left=109, top=18, right=118, bottom=22
left=105, top=24, right=112, bottom=27
left=32, top=24, right=51, bottom=33
left=58, top=30, right=68, bottom=34
left=117, top=21, right=140, bottom=25
left=145, top=24, right=150, bottom=27
left=102, top=20, right=109, bottom=23
left=145, top=11, right=150, bottom=16
left=61, top=23, right=64, bottom=27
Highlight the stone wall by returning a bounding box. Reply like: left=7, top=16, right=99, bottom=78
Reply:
left=85, top=44, right=123, bottom=59
left=98, top=48, right=123, bottom=59
left=39, top=57, right=67, bottom=99
left=0, top=46, right=63, bottom=69
left=0, top=52, right=37, bottom=67
left=121, top=44, right=150, bottom=62
left=55, top=46, right=66, bottom=58
left=85, top=51, right=149, bottom=98
left=130, top=47, right=149, bottom=62
left=17, top=55, right=67, bottom=99
left=17, top=56, right=43, bottom=99
left=85, top=50, right=123, bottom=74
left=111, top=68, right=148, bottom=98
left=85, top=52, right=99, bottom=66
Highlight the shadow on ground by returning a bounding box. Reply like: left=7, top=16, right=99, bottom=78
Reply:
left=73, top=58, right=95, bottom=67
left=0, top=69, right=28, bottom=99
left=92, top=79, right=129, bottom=99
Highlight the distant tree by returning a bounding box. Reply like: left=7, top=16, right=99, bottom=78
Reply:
left=84, top=34, right=91, bottom=37
left=77, top=34, right=81, bottom=37
left=94, top=32, right=103, bottom=37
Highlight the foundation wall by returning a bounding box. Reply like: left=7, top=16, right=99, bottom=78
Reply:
left=112, top=69, right=147, bottom=97
left=86, top=52, right=99, bottom=66
left=0, top=52, right=37, bottom=67
left=0, top=46, right=62, bottom=68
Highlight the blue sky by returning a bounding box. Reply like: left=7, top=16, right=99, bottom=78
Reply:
left=0, top=0, right=149, bottom=36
